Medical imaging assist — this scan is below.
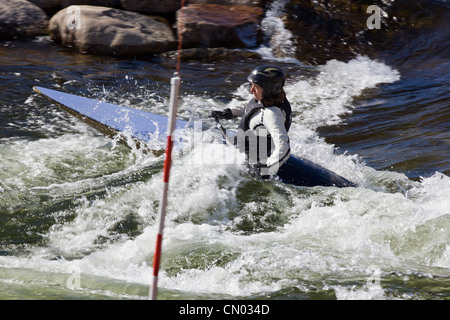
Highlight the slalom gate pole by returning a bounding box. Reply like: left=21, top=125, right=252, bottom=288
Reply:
left=149, top=73, right=180, bottom=300
left=149, top=0, right=185, bottom=301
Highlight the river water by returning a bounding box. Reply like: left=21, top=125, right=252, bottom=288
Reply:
left=0, top=1, right=449, bottom=300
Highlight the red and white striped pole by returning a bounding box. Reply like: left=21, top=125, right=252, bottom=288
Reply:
left=149, top=0, right=184, bottom=300
left=149, top=73, right=181, bottom=300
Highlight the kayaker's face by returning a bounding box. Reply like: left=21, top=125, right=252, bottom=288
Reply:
left=250, top=83, right=263, bottom=102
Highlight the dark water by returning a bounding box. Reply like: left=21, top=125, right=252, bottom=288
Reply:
left=0, top=0, right=449, bottom=300
left=317, top=0, right=450, bottom=179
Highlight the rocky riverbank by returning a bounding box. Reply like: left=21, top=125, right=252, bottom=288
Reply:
left=1, top=0, right=267, bottom=58
left=1, top=0, right=440, bottom=64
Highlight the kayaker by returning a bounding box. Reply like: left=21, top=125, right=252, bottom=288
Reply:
left=210, top=65, right=292, bottom=177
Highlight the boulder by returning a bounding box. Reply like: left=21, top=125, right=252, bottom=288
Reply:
left=28, top=0, right=61, bottom=11
left=178, top=4, right=264, bottom=49
left=188, top=0, right=267, bottom=7
left=120, top=0, right=181, bottom=14
left=160, top=47, right=262, bottom=62
left=61, top=0, right=121, bottom=5
left=0, top=0, right=49, bottom=39
left=29, top=1, right=121, bottom=14
left=49, top=5, right=176, bottom=56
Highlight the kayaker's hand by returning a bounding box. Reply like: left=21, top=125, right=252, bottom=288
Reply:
left=209, top=108, right=233, bottom=120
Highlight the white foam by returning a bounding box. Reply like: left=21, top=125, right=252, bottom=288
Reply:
left=288, top=56, right=400, bottom=129
left=334, top=285, right=388, bottom=300
left=1, top=156, right=449, bottom=298
left=2, top=36, right=449, bottom=299
left=258, top=0, right=296, bottom=60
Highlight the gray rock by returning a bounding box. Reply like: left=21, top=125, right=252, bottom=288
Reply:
left=28, top=0, right=61, bottom=11
left=29, top=1, right=121, bottom=11
left=160, top=47, right=262, bottom=62
left=0, top=0, right=49, bottom=39
left=49, top=5, right=176, bottom=56
left=188, top=0, right=266, bottom=7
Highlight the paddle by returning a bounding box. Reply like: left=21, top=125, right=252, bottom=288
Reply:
left=212, top=117, right=234, bottom=146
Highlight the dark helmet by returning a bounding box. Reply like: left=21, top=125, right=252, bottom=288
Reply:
left=247, top=65, right=285, bottom=99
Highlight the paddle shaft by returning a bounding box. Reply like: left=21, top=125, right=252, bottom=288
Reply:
left=214, top=118, right=234, bottom=145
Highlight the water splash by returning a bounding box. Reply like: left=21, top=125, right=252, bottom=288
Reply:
left=257, top=0, right=297, bottom=61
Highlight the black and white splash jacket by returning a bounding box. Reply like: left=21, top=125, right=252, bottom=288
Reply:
left=231, top=98, right=292, bottom=175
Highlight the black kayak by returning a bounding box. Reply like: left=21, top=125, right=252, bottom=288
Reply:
left=275, top=155, right=356, bottom=187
